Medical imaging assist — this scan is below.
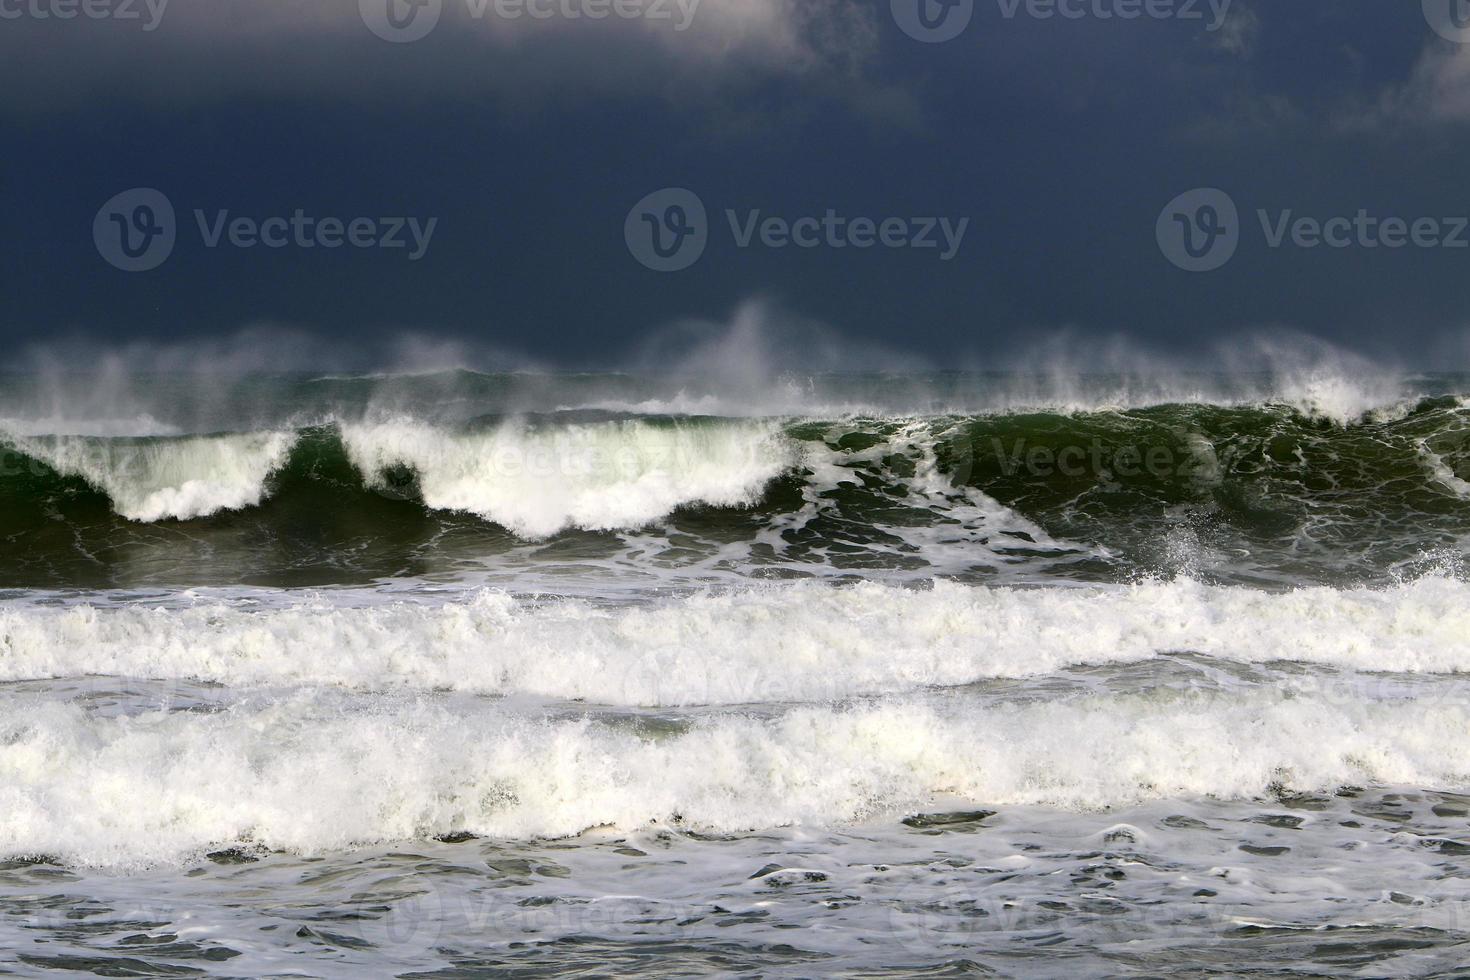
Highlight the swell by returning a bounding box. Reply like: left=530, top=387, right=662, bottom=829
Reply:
left=0, top=417, right=790, bottom=531
left=950, top=396, right=1470, bottom=583
left=0, top=398, right=1466, bottom=586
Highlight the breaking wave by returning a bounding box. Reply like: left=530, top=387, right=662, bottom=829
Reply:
left=0, top=393, right=1466, bottom=585
left=4, top=685, right=1468, bottom=867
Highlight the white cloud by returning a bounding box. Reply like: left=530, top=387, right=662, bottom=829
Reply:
left=1344, top=40, right=1470, bottom=129
left=1210, top=0, right=1258, bottom=58
left=1394, top=41, right=1470, bottom=122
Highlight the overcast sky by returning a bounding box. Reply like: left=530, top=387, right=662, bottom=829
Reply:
left=4, top=0, right=1470, bottom=368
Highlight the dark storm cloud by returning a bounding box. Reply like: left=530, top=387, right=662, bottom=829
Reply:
left=0, top=0, right=881, bottom=111
left=2, top=0, right=1469, bottom=366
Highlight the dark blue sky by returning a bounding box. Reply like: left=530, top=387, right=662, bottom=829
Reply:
left=4, top=0, right=1470, bottom=367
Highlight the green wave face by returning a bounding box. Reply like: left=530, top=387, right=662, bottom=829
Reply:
left=0, top=399, right=1467, bottom=591
left=949, top=399, right=1470, bottom=586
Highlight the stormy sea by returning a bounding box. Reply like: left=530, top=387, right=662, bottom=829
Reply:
left=3, top=365, right=1470, bottom=976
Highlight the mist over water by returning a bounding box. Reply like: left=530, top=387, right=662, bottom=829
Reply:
left=4, top=301, right=1448, bottom=426
left=0, top=310, right=1465, bottom=591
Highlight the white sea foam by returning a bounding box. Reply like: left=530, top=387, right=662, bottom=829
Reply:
left=1420, top=440, right=1470, bottom=500
left=762, top=419, right=1086, bottom=577
left=340, top=418, right=794, bottom=538
left=5, top=431, right=297, bottom=521
left=1267, top=368, right=1409, bottom=424
left=2, top=687, right=1468, bottom=867
left=4, top=577, right=1469, bottom=705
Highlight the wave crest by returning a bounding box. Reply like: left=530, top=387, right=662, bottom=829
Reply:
left=4, top=431, right=296, bottom=522
left=340, top=418, right=794, bottom=538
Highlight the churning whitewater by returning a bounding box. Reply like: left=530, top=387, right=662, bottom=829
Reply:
left=2, top=367, right=1470, bottom=976
left=4, top=576, right=1470, bottom=705
left=0, top=375, right=1468, bottom=587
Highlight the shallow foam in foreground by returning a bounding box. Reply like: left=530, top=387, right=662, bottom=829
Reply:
left=1, top=687, right=1468, bottom=868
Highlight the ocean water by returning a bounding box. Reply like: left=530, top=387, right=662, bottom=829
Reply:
left=2, top=368, right=1470, bottom=976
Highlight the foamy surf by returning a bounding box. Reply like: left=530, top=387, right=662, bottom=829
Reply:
left=0, top=395, right=1465, bottom=590
left=2, top=686, right=1468, bottom=868
left=4, top=577, right=1470, bottom=705
left=1, top=367, right=1469, bottom=978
